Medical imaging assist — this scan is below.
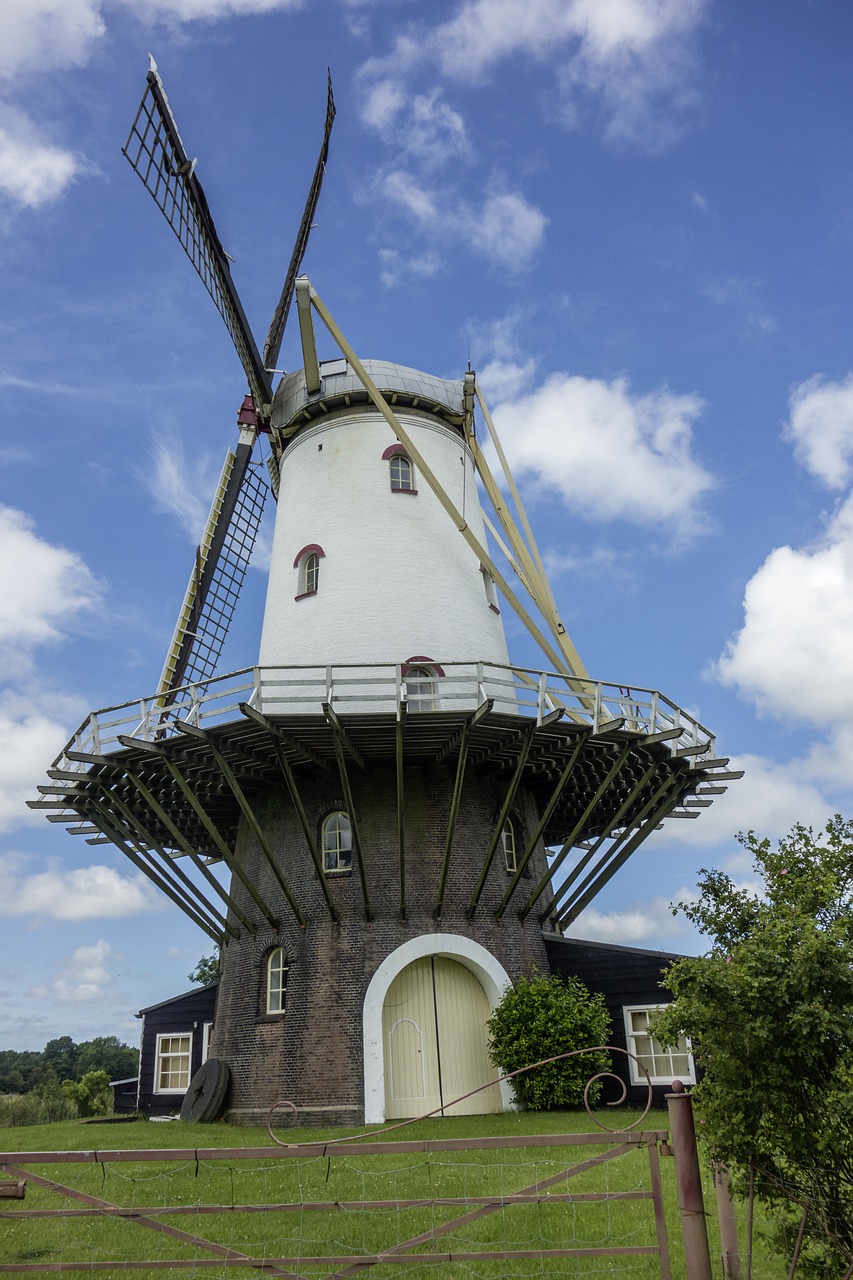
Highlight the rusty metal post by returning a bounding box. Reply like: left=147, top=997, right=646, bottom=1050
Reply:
left=667, top=1080, right=713, bottom=1280
left=713, top=1163, right=742, bottom=1278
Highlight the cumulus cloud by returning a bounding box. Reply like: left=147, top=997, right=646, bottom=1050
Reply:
left=0, top=852, right=161, bottom=919
left=785, top=373, right=853, bottom=490
left=0, top=699, right=77, bottom=831
left=363, top=85, right=469, bottom=168
left=0, top=505, right=102, bottom=667
left=714, top=495, right=853, bottom=726
left=490, top=372, right=713, bottom=532
left=564, top=894, right=693, bottom=945
left=31, top=937, right=117, bottom=1003
left=384, top=171, right=547, bottom=271
left=0, top=105, right=80, bottom=208
left=360, top=0, right=707, bottom=153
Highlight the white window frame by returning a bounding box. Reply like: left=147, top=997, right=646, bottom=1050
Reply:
left=623, top=1005, right=696, bottom=1086
left=322, top=811, right=353, bottom=874
left=266, top=947, right=289, bottom=1014
left=389, top=453, right=415, bottom=492
left=502, top=817, right=517, bottom=872
left=405, top=665, right=437, bottom=712
left=153, top=1032, right=192, bottom=1094
left=201, top=1022, right=213, bottom=1063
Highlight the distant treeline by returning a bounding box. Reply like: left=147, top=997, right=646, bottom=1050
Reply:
left=0, top=1035, right=139, bottom=1094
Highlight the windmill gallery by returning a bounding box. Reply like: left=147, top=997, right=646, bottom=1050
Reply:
left=30, top=60, right=739, bottom=1124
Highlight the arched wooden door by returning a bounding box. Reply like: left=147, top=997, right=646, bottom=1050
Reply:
left=382, top=956, right=502, bottom=1119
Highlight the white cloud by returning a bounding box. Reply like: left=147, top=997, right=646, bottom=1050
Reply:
left=0, top=853, right=161, bottom=919
left=785, top=373, right=853, bottom=490
left=361, top=0, right=707, bottom=153
left=147, top=435, right=221, bottom=543
left=378, top=247, right=442, bottom=289
left=565, top=894, right=692, bottom=945
left=490, top=372, right=713, bottom=532
left=0, top=505, right=102, bottom=665
left=0, top=0, right=305, bottom=84
left=363, top=85, right=469, bottom=169
left=0, top=0, right=105, bottom=82
left=0, top=106, right=79, bottom=207
left=384, top=171, right=547, bottom=270
left=715, top=495, right=853, bottom=726
left=654, top=752, right=835, bottom=848
left=0, top=698, right=75, bottom=831
left=31, top=937, right=118, bottom=1003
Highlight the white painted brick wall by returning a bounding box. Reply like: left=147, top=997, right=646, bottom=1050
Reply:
left=259, top=410, right=511, bottom=672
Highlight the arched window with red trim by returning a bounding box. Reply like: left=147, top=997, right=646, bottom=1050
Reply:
left=293, top=543, right=325, bottom=599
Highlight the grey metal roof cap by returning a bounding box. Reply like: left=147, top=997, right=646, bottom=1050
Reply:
left=273, top=359, right=465, bottom=430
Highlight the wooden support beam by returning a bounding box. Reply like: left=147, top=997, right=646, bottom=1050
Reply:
left=466, top=721, right=537, bottom=919
left=518, top=741, right=636, bottom=920
left=432, top=699, right=492, bottom=767
left=325, top=711, right=372, bottom=920
left=322, top=703, right=368, bottom=775
left=239, top=703, right=331, bottom=772
left=265, top=735, right=338, bottom=922
left=91, top=774, right=235, bottom=939
left=495, top=732, right=589, bottom=919
left=175, top=721, right=308, bottom=930
left=396, top=699, right=407, bottom=921
left=540, top=760, right=660, bottom=922
left=434, top=716, right=475, bottom=920
left=122, top=765, right=258, bottom=936
left=118, top=735, right=277, bottom=930
left=87, top=798, right=223, bottom=944
left=635, top=726, right=685, bottom=746
left=558, top=778, right=685, bottom=927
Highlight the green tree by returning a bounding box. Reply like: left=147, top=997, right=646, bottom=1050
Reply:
left=76, top=1036, right=139, bottom=1081
left=655, top=816, right=853, bottom=1274
left=188, top=952, right=220, bottom=986
left=62, top=1070, right=112, bottom=1118
left=487, top=973, right=611, bottom=1110
left=42, top=1036, right=78, bottom=1082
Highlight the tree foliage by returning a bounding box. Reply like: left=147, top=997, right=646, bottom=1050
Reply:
left=0, top=1037, right=138, bottom=1096
left=188, top=953, right=220, bottom=986
left=62, top=1070, right=112, bottom=1118
left=655, top=817, right=853, bottom=1274
left=487, top=973, right=611, bottom=1110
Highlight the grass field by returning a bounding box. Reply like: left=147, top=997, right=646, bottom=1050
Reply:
left=0, top=1110, right=787, bottom=1278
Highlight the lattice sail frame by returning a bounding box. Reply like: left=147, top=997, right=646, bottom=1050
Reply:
left=157, top=448, right=267, bottom=700
left=122, top=56, right=272, bottom=410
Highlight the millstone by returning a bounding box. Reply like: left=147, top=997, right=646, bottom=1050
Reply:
left=179, top=1059, right=230, bottom=1123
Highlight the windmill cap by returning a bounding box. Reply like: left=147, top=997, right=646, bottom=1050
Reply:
left=272, top=358, right=466, bottom=438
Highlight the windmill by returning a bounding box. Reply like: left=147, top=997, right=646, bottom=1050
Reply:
left=30, top=59, right=740, bottom=1123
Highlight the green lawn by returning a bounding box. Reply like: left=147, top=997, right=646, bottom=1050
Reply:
left=0, top=1110, right=787, bottom=1278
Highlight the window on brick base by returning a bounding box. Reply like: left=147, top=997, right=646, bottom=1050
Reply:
left=502, top=817, right=518, bottom=872
left=266, top=948, right=289, bottom=1014
left=322, top=811, right=353, bottom=874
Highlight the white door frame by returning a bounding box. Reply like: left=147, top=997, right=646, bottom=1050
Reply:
left=363, top=933, right=515, bottom=1124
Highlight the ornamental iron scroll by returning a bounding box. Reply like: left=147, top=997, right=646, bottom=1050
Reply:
left=265, top=1045, right=654, bottom=1148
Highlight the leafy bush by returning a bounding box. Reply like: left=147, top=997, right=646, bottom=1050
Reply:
left=62, top=1070, right=112, bottom=1118
left=0, top=1083, right=75, bottom=1127
left=487, top=973, right=611, bottom=1110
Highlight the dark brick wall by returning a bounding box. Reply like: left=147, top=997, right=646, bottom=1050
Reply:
left=209, top=759, right=554, bottom=1123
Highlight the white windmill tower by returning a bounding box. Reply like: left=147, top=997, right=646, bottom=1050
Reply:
left=31, top=60, right=739, bottom=1125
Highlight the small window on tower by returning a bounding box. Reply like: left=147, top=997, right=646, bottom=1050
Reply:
left=266, top=947, right=289, bottom=1015
left=481, top=565, right=500, bottom=613
left=382, top=444, right=417, bottom=494
left=322, top=811, right=353, bottom=874
left=294, top=543, right=325, bottom=600
left=502, top=817, right=517, bottom=873
left=406, top=666, right=437, bottom=712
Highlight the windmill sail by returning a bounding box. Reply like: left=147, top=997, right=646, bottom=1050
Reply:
left=263, top=71, right=336, bottom=373
left=157, top=437, right=267, bottom=702
left=122, top=56, right=273, bottom=410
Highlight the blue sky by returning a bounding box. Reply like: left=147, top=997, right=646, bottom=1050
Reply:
left=2, top=0, right=853, bottom=1051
